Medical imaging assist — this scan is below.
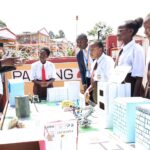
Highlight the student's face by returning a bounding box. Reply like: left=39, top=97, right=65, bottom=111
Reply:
left=90, top=45, right=103, bottom=59
left=117, top=26, right=133, bottom=42
left=144, top=19, right=150, bottom=40
left=39, top=50, right=48, bottom=63
left=76, top=39, right=88, bottom=50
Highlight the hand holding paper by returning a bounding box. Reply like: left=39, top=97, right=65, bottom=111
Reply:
left=109, top=65, right=132, bottom=83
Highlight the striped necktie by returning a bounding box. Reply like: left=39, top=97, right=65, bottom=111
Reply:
left=91, top=61, right=98, bottom=79
left=115, top=49, right=123, bottom=67
left=118, top=49, right=123, bottom=57
left=93, top=61, right=98, bottom=70
left=42, top=64, right=46, bottom=81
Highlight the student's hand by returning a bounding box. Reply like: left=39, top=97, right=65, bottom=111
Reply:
left=46, top=81, right=54, bottom=87
left=34, top=80, right=41, bottom=86
left=1, top=57, right=22, bottom=67
left=40, top=81, right=48, bottom=87
left=84, top=90, right=90, bottom=104
left=83, top=84, right=87, bottom=92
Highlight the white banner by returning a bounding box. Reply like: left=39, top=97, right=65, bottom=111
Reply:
left=11, top=68, right=80, bottom=82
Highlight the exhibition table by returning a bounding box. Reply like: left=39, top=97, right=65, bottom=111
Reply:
left=0, top=101, right=135, bottom=150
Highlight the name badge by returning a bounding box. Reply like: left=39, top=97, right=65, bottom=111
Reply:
left=97, top=74, right=101, bottom=81
left=86, top=70, right=90, bottom=78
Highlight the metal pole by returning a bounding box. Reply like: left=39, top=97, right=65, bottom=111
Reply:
left=76, top=16, right=78, bottom=39
left=98, top=30, right=101, bottom=40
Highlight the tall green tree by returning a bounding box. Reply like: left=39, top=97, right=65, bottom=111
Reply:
left=0, top=19, right=7, bottom=27
left=87, top=22, right=113, bottom=41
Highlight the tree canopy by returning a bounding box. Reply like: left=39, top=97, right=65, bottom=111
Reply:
left=49, top=30, right=65, bottom=39
left=87, top=21, right=113, bottom=41
left=58, top=30, right=65, bottom=38
left=49, top=31, right=55, bottom=39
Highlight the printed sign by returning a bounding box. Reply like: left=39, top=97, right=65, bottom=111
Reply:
left=44, top=119, right=78, bottom=140
left=12, top=68, right=80, bottom=82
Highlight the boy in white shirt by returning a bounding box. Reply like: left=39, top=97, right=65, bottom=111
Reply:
left=30, top=47, right=56, bottom=101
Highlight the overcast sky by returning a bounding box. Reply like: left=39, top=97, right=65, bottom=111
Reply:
left=0, top=0, right=150, bottom=42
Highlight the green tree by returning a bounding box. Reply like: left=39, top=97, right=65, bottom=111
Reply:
left=58, top=30, right=65, bottom=38
left=49, top=31, right=55, bottom=39
left=87, top=22, right=113, bottom=41
left=0, top=19, right=7, bottom=28
left=55, top=30, right=65, bottom=39
left=55, top=34, right=60, bottom=39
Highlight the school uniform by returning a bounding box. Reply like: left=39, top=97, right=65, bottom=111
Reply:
left=91, top=53, right=115, bottom=103
left=30, top=60, right=56, bottom=100
left=118, top=40, right=145, bottom=96
left=143, top=46, right=150, bottom=98
left=142, top=46, right=150, bottom=88
left=93, top=53, right=115, bottom=82
left=77, top=49, right=94, bottom=101
left=77, top=49, right=93, bottom=86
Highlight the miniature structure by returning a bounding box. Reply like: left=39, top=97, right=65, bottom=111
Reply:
left=71, top=105, right=94, bottom=128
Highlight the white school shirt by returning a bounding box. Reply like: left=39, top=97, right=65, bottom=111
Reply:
left=30, top=60, right=56, bottom=80
left=118, top=40, right=145, bottom=77
left=83, top=49, right=93, bottom=67
left=92, top=53, right=115, bottom=82
left=83, top=49, right=93, bottom=77
left=83, top=49, right=88, bottom=67
left=143, top=46, right=150, bottom=86
left=146, top=46, right=150, bottom=65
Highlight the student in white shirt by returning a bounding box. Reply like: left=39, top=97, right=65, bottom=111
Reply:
left=143, top=13, right=150, bottom=97
left=117, top=17, right=145, bottom=96
left=30, top=47, right=56, bottom=100
left=85, top=41, right=114, bottom=104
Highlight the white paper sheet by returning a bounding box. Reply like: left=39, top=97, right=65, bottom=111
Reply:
left=125, top=83, right=131, bottom=97
left=109, top=66, right=132, bottom=83
left=47, top=87, right=68, bottom=102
